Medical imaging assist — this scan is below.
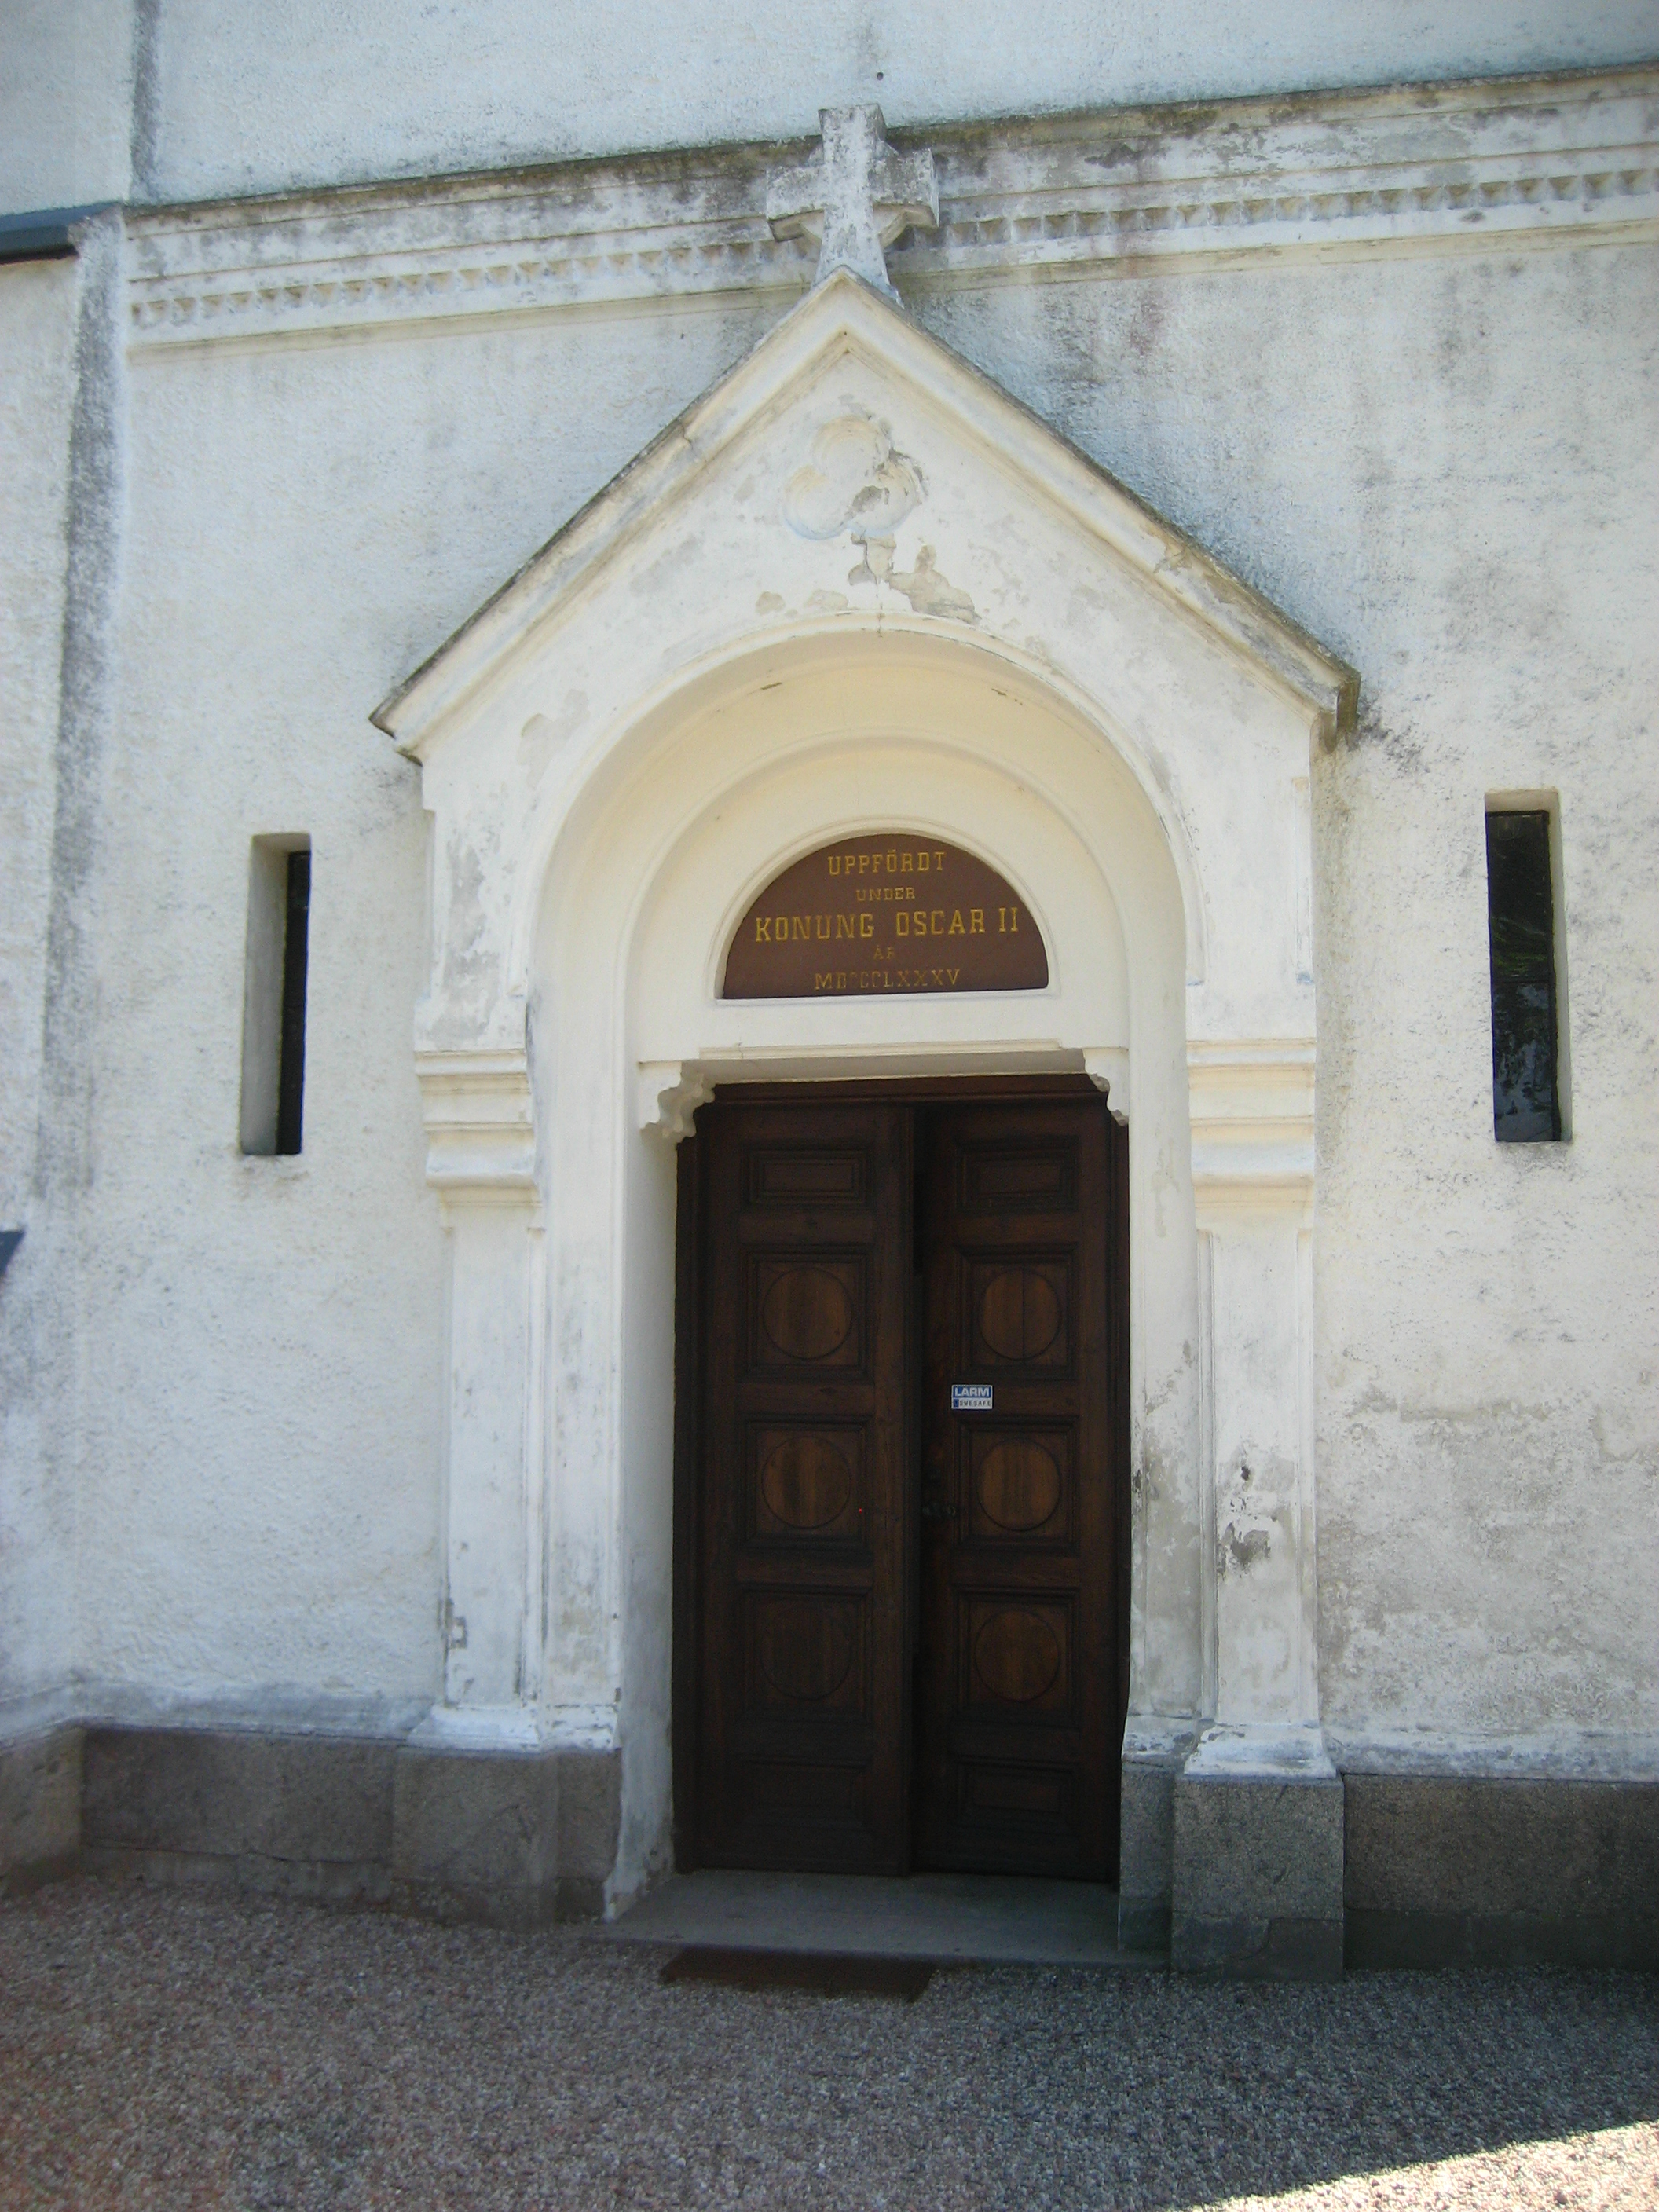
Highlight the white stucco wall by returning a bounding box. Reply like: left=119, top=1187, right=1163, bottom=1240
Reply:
left=0, top=0, right=136, bottom=214
left=928, top=244, right=1659, bottom=1738
left=2, top=55, right=1654, bottom=1763
left=0, top=262, right=75, bottom=1225
left=0, top=256, right=79, bottom=1717
left=66, top=298, right=782, bottom=1713
left=4, top=0, right=1658, bottom=213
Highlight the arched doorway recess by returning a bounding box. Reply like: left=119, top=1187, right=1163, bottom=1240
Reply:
left=372, top=269, right=1356, bottom=1962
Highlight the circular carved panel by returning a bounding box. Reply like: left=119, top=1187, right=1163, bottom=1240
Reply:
left=977, top=1268, right=1061, bottom=1363
left=761, top=1434, right=854, bottom=1530
left=976, top=1439, right=1063, bottom=1532
left=973, top=1608, right=1062, bottom=1704
left=759, top=1603, right=856, bottom=1704
left=761, top=1266, right=854, bottom=1362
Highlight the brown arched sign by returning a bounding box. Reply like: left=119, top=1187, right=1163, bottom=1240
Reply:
left=723, top=834, right=1049, bottom=999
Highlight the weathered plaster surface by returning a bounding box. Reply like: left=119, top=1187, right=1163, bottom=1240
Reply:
left=115, top=74, right=1659, bottom=353
left=5, top=2, right=1657, bottom=214
left=66, top=290, right=778, bottom=1713
left=0, top=255, right=79, bottom=1719
left=2, top=212, right=128, bottom=1729
left=0, top=66, right=1654, bottom=1851
left=0, top=0, right=137, bottom=217
left=0, top=263, right=76, bottom=1225
left=928, top=240, right=1659, bottom=1735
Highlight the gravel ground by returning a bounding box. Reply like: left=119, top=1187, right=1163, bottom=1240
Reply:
left=1, top=1881, right=1655, bottom=2211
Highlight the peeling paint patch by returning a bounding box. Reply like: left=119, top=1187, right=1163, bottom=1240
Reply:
left=517, top=690, right=587, bottom=780
left=754, top=591, right=785, bottom=615
left=886, top=545, right=977, bottom=623
left=441, top=835, right=492, bottom=1009
left=1221, top=1522, right=1273, bottom=1576
left=846, top=534, right=977, bottom=622
left=630, top=533, right=701, bottom=598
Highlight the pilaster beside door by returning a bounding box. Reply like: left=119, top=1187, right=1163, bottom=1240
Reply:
left=1174, top=1041, right=1343, bottom=1979
left=416, top=1049, right=544, bottom=1744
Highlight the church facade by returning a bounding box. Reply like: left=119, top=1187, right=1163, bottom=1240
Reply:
left=2, top=9, right=1655, bottom=1975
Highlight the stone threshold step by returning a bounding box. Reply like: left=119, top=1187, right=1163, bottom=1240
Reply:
left=607, top=1869, right=1161, bottom=1968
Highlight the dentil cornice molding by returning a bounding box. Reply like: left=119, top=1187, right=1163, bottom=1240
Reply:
left=125, top=68, right=1659, bottom=353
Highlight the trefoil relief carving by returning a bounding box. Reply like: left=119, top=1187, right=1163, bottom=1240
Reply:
left=783, top=407, right=922, bottom=541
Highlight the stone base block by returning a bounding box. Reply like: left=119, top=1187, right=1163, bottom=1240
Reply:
left=1117, top=1734, right=1190, bottom=1955
left=83, top=1727, right=397, bottom=1895
left=1172, top=1763, right=1345, bottom=1980
left=390, top=1742, right=618, bottom=1927
left=1117, top=1893, right=1173, bottom=1957
left=0, top=1727, right=82, bottom=1895
left=71, top=1724, right=621, bottom=1925
left=1345, top=1774, right=1659, bottom=1969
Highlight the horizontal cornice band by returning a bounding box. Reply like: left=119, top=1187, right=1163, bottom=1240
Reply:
left=124, top=68, right=1659, bottom=353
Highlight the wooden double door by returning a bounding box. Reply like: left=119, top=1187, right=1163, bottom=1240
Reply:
left=676, top=1082, right=1126, bottom=1881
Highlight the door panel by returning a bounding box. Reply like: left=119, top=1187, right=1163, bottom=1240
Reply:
left=914, top=1099, right=1118, bottom=1878
left=688, top=1084, right=1120, bottom=1881
left=694, top=1101, right=911, bottom=1870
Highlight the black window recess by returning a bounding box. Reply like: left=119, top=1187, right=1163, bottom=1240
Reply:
left=276, top=851, right=310, bottom=1154
left=240, top=838, right=311, bottom=1156
left=1485, top=808, right=1562, bottom=1144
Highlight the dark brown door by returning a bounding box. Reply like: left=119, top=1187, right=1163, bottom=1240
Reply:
left=913, top=1098, right=1119, bottom=1878
left=693, top=1100, right=912, bottom=1870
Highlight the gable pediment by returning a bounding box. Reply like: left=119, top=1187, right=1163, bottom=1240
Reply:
left=370, top=269, right=1355, bottom=762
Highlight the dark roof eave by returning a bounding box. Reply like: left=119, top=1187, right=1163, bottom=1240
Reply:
left=0, top=203, right=116, bottom=264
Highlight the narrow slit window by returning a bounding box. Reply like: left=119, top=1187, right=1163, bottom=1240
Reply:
left=276, top=851, right=310, bottom=1153
left=1485, top=808, right=1560, bottom=1143
left=240, top=838, right=311, bottom=1156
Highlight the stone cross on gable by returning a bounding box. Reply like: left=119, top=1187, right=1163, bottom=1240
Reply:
left=767, top=105, right=938, bottom=298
